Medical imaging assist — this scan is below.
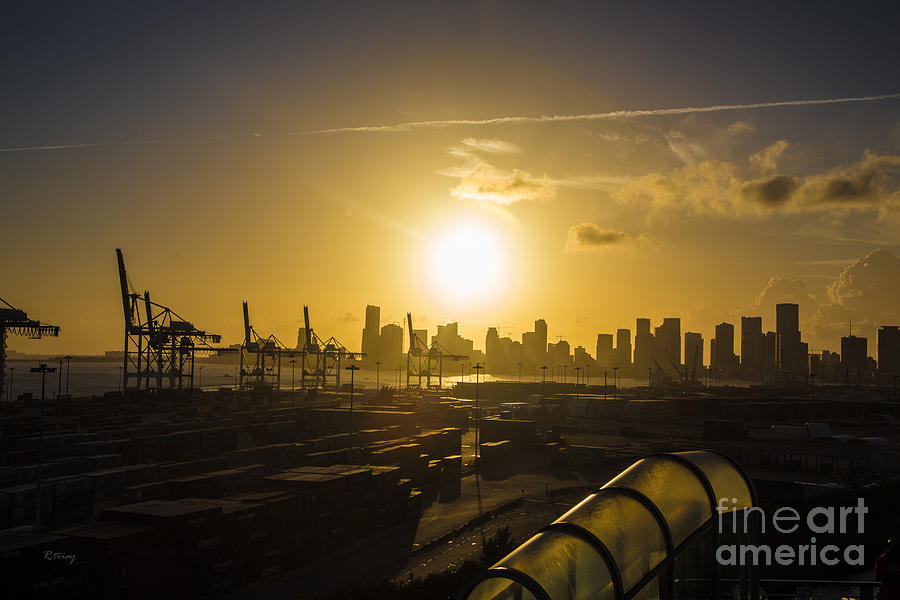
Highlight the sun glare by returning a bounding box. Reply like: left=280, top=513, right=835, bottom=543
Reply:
left=426, top=220, right=508, bottom=306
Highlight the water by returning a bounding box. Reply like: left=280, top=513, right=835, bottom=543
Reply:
left=4, top=359, right=724, bottom=400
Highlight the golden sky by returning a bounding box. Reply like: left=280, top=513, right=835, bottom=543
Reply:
left=3, top=3, right=900, bottom=360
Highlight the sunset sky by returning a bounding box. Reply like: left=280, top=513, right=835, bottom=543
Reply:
left=3, top=1, right=899, bottom=360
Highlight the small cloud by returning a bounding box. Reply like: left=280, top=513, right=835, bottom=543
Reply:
left=337, top=312, right=358, bottom=322
left=749, top=140, right=790, bottom=172
left=459, top=138, right=521, bottom=154
left=728, top=121, right=755, bottom=134
left=565, top=222, right=635, bottom=253
left=664, top=130, right=705, bottom=163
left=451, top=163, right=555, bottom=205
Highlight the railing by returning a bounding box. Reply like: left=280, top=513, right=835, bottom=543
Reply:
left=684, top=579, right=880, bottom=600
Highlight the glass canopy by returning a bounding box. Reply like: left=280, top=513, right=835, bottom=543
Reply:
left=460, top=450, right=756, bottom=600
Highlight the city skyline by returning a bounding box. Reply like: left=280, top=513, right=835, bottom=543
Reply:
left=5, top=247, right=900, bottom=369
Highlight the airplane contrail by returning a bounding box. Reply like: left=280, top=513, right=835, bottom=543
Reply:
left=2, top=92, right=898, bottom=153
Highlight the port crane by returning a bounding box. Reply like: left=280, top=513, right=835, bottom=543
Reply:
left=406, top=313, right=467, bottom=389
left=0, top=297, right=60, bottom=400
left=116, top=249, right=222, bottom=395
left=239, top=301, right=299, bottom=391
left=299, top=305, right=364, bottom=390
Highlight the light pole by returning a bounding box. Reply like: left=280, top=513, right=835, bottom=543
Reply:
left=604, top=368, right=608, bottom=401
left=574, top=366, right=581, bottom=417
left=56, top=359, right=63, bottom=398
left=541, top=365, right=548, bottom=401
left=30, top=362, right=56, bottom=532
left=64, top=355, right=72, bottom=396
left=8, top=367, right=14, bottom=402
left=198, top=366, right=204, bottom=390
left=375, top=361, right=381, bottom=390
left=118, top=366, right=123, bottom=395
left=289, top=359, right=297, bottom=408
left=612, top=366, right=619, bottom=402
left=517, top=362, right=522, bottom=385
left=346, top=364, right=359, bottom=462
left=585, top=364, right=590, bottom=389
left=473, top=363, right=483, bottom=462
left=561, top=364, right=568, bottom=385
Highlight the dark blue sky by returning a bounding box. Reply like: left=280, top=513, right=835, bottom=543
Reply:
left=3, top=1, right=898, bottom=147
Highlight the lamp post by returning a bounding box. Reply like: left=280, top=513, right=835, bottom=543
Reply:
left=346, top=364, right=359, bottom=462
left=574, top=366, right=582, bottom=417
left=289, top=359, right=297, bottom=408
left=198, top=366, right=204, bottom=390
left=604, top=368, right=608, bottom=401
left=541, top=365, right=548, bottom=401
left=517, top=362, right=522, bottom=385
left=375, top=361, right=381, bottom=390
left=30, top=363, right=56, bottom=532
left=7, top=367, right=14, bottom=402
left=118, top=366, right=123, bottom=395
left=612, top=366, right=619, bottom=402
left=64, top=355, right=72, bottom=396
left=561, top=364, right=568, bottom=385
left=56, top=359, right=63, bottom=398
left=585, top=364, right=590, bottom=389
left=473, top=363, right=483, bottom=462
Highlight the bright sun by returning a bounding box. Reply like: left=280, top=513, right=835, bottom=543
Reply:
left=426, top=220, right=508, bottom=306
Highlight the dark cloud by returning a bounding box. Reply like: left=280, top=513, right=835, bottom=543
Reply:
left=741, top=175, right=800, bottom=207
left=565, top=222, right=633, bottom=253
left=337, top=312, right=359, bottom=322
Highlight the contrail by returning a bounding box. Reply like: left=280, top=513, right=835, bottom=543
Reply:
left=2, top=92, right=898, bottom=153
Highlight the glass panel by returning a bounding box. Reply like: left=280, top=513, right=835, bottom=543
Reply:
left=674, top=527, right=715, bottom=600
left=497, top=530, right=615, bottom=600
left=555, top=491, right=667, bottom=592
left=603, top=456, right=711, bottom=547
left=673, top=451, right=753, bottom=512
left=631, top=575, right=660, bottom=600
left=467, top=576, right=538, bottom=600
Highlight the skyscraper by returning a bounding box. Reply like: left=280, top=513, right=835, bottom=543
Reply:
left=613, top=328, right=632, bottom=369
left=776, top=303, right=806, bottom=378
left=653, top=318, right=680, bottom=378
left=683, top=332, right=703, bottom=379
left=841, top=335, right=868, bottom=385
left=596, top=334, right=613, bottom=370
left=878, top=326, right=900, bottom=380
left=740, top=316, right=765, bottom=382
left=633, top=318, right=652, bottom=372
left=712, top=322, right=737, bottom=377
left=361, top=305, right=381, bottom=365
left=379, top=324, right=403, bottom=369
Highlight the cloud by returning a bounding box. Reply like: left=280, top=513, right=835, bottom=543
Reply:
left=728, top=121, right=755, bottom=134
left=337, top=312, right=359, bottom=322
left=794, top=151, right=900, bottom=208
left=664, top=130, right=705, bottom=163
left=450, top=163, right=555, bottom=205
left=749, top=140, right=789, bottom=172
left=564, top=222, right=654, bottom=253
left=613, top=159, right=742, bottom=215
left=458, top=138, right=521, bottom=153
left=613, top=150, right=900, bottom=218
left=807, top=249, right=900, bottom=350
left=754, top=277, right=817, bottom=307
left=740, top=174, right=799, bottom=208
left=443, top=137, right=554, bottom=205
left=4, top=93, right=900, bottom=154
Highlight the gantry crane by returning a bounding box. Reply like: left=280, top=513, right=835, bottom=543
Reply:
left=116, top=249, right=222, bottom=395
left=0, top=297, right=60, bottom=400
left=406, top=313, right=467, bottom=389
left=299, top=305, right=364, bottom=390
left=240, top=301, right=298, bottom=391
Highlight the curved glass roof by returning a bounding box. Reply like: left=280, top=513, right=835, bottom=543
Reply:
left=460, top=450, right=755, bottom=600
